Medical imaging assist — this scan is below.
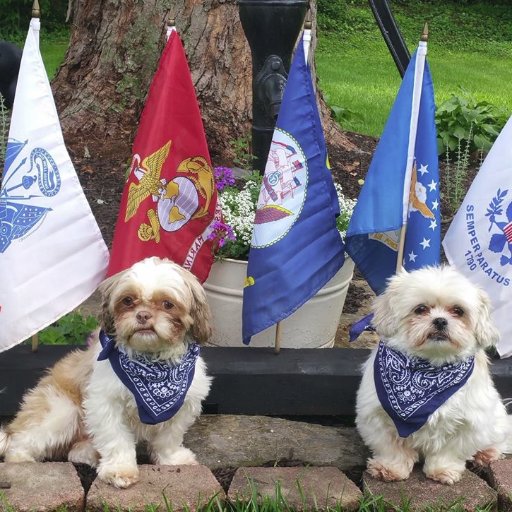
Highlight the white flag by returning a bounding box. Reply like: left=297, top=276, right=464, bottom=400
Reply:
left=443, top=116, right=512, bottom=357
left=0, top=18, right=109, bottom=352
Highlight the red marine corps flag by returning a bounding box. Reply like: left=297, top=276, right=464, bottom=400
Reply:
left=108, top=30, right=219, bottom=282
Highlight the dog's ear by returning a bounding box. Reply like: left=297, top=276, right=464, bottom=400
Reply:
left=474, top=288, right=500, bottom=348
left=98, top=273, right=120, bottom=336
left=181, top=270, right=212, bottom=344
left=371, top=271, right=406, bottom=338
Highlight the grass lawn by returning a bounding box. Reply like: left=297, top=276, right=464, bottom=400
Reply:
left=316, top=1, right=512, bottom=137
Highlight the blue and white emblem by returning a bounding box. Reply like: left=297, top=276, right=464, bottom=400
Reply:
left=486, top=189, right=512, bottom=266
left=0, top=138, right=61, bottom=252
left=251, top=128, right=308, bottom=248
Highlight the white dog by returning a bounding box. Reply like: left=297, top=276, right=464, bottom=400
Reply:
left=356, top=265, right=511, bottom=485
left=0, top=257, right=212, bottom=488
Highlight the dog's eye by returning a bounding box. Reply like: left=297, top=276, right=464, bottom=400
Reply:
left=451, top=306, right=464, bottom=317
left=122, top=296, right=134, bottom=307
left=414, top=304, right=429, bottom=315
left=162, top=300, right=174, bottom=310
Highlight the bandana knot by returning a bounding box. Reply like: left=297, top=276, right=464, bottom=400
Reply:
left=98, top=330, right=200, bottom=425
left=374, top=341, right=474, bottom=437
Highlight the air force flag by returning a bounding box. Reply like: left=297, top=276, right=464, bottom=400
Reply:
left=443, top=116, right=512, bottom=357
left=345, top=42, right=441, bottom=295
left=0, top=18, right=109, bottom=352
left=242, top=35, right=345, bottom=345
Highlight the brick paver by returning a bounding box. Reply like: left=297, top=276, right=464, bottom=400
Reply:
left=228, top=466, right=362, bottom=511
left=488, top=458, right=512, bottom=511
left=0, top=462, right=84, bottom=512
left=86, top=464, right=225, bottom=512
left=363, top=467, right=497, bottom=511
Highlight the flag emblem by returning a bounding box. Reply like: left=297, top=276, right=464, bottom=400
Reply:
left=252, top=129, right=307, bottom=247
left=486, top=189, right=512, bottom=266
left=0, top=141, right=62, bottom=252
left=124, top=141, right=216, bottom=244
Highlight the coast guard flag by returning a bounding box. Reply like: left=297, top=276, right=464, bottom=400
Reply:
left=0, top=18, right=109, bottom=353
left=108, top=30, right=218, bottom=283
left=345, top=41, right=440, bottom=295
left=242, top=35, right=345, bottom=344
left=443, top=116, right=512, bottom=357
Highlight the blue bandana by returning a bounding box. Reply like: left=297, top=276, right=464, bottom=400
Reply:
left=97, top=330, right=200, bottom=425
left=374, top=341, right=475, bottom=438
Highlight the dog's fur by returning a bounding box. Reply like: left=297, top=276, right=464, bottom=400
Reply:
left=0, top=257, right=212, bottom=488
left=356, top=265, right=511, bottom=485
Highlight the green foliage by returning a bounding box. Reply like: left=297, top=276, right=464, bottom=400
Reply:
left=0, top=0, right=68, bottom=39
left=436, top=90, right=508, bottom=155
left=37, top=312, right=98, bottom=345
left=229, top=135, right=255, bottom=170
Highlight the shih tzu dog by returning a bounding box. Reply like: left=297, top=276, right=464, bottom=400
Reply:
left=0, top=257, right=212, bottom=488
left=356, top=265, right=511, bottom=485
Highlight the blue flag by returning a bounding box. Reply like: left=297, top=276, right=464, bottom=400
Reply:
left=242, top=35, right=345, bottom=345
left=345, top=43, right=440, bottom=296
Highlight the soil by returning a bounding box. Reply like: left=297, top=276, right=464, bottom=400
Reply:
left=67, top=130, right=378, bottom=320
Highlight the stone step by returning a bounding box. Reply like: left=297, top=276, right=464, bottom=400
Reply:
left=86, top=464, right=224, bottom=512
left=363, top=466, right=497, bottom=511
left=227, top=466, right=362, bottom=511
left=0, top=462, right=84, bottom=512
left=488, top=459, right=512, bottom=511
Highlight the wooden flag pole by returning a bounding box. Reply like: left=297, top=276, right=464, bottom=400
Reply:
left=274, top=322, right=281, bottom=354
left=396, top=22, right=428, bottom=275
left=30, top=0, right=41, bottom=353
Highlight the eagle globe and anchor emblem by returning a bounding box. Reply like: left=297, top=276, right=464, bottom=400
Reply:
left=0, top=139, right=61, bottom=253
left=125, top=140, right=216, bottom=242
left=486, top=188, right=512, bottom=266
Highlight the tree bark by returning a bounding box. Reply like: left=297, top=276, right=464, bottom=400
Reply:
left=53, top=0, right=356, bottom=166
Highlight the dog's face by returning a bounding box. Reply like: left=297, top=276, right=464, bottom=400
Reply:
left=99, top=257, right=211, bottom=355
left=372, top=266, right=499, bottom=362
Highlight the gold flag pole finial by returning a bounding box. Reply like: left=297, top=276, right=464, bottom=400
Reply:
left=304, top=11, right=312, bottom=31
left=32, top=0, right=41, bottom=18
left=168, top=17, right=176, bottom=28
left=420, top=22, right=429, bottom=42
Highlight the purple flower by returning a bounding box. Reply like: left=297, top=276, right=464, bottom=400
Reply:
left=213, top=166, right=236, bottom=191
left=207, top=220, right=236, bottom=248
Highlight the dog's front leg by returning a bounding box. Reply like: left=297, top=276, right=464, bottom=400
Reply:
left=423, top=452, right=466, bottom=485
left=149, top=404, right=198, bottom=465
left=85, top=374, right=139, bottom=488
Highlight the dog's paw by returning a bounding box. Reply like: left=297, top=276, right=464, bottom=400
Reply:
left=98, top=463, right=139, bottom=488
left=367, top=458, right=411, bottom=482
left=473, top=447, right=503, bottom=467
left=68, top=440, right=99, bottom=467
left=424, top=467, right=462, bottom=485
left=4, top=451, right=36, bottom=463
left=156, top=446, right=198, bottom=466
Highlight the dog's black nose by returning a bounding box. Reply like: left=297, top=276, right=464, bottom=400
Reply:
left=136, top=311, right=152, bottom=323
left=433, top=317, right=448, bottom=330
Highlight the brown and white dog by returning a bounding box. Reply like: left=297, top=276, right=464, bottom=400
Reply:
left=0, top=257, right=212, bottom=488
left=356, top=265, right=512, bottom=485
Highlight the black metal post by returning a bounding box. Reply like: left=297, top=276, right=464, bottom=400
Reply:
left=368, top=0, right=410, bottom=78
left=238, top=0, right=309, bottom=173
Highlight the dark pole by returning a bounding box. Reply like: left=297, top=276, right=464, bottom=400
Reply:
left=238, top=0, right=309, bottom=173
left=368, top=0, right=410, bottom=77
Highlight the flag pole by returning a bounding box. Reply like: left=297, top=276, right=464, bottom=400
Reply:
left=166, top=16, right=176, bottom=41
left=395, top=22, right=428, bottom=274
left=30, top=0, right=41, bottom=353
left=274, top=322, right=281, bottom=354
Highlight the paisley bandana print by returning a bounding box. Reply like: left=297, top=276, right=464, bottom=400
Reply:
left=374, top=341, right=475, bottom=437
left=98, top=330, right=200, bottom=425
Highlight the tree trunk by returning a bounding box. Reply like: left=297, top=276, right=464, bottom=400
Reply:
left=53, top=0, right=356, bottom=167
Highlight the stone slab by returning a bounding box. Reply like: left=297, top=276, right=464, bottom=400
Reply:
left=228, top=466, right=362, bottom=511
left=185, top=415, right=368, bottom=471
left=86, top=464, right=224, bottom=512
left=0, top=462, right=84, bottom=512
left=488, top=459, right=512, bottom=511
left=363, top=467, right=497, bottom=511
